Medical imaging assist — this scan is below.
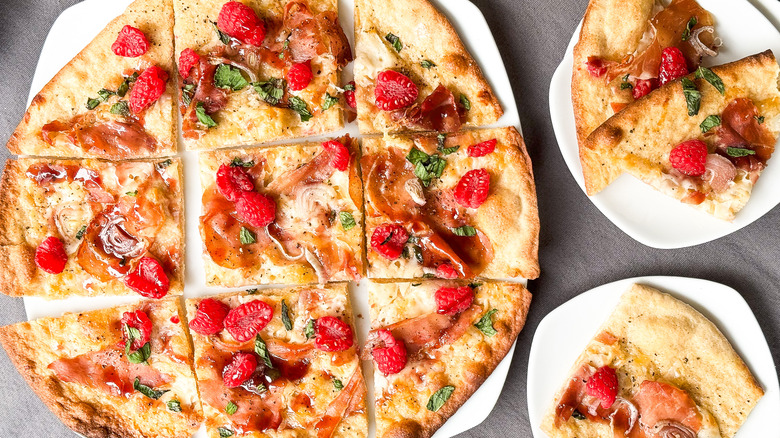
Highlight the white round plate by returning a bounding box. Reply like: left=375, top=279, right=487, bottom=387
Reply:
left=549, top=0, right=780, bottom=249
left=526, top=276, right=780, bottom=437
left=21, top=0, right=524, bottom=436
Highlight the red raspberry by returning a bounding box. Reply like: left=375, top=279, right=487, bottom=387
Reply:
left=178, top=48, right=200, bottom=78
left=235, top=191, right=276, bottom=227
left=124, top=257, right=170, bottom=299
left=189, top=298, right=231, bottom=336
left=586, top=366, right=619, bottom=409
left=658, top=47, right=689, bottom=86
left=128, top=66, right=168, bottom=113
left=372, top=329, right=407, bottom=375
left=34, top=236, right=67, bottom=274
left=315, top=316, right=354, bottom=352
left=434, top=286, right=474, bottom=314
left=170, top=315, right=180, bottom=324
left=323, top=140, right=350, bottom=171
left=121, top=310, right=152, bottom=351
left=216, top=163, right=255, bottom=202
left=344, top=81, right=356, bottom=108
left=632, top=78, right=658, bottom=100
left=224, top=300, right=274, bottom=342
left=111, top=25, right=149, bottom=58
left=669, top=139, right=708, bottom=176
left=374, top=70, right=418, bottom=111
left=217, top=1, right=267, bottom=46
left=435, top=263, right=458, bottom=279
left=586, top=57, right=607, bottom=78
left=454, top=169, right=490, bottom=208
left=223, top=352, right=257, bottom=387
left=370, top=223, right=409, bottom=260
left=287, top=61, right=313, bottom=91
left=468, top=139, right=497, bottom=157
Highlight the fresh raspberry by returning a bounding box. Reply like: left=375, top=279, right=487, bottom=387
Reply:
left=178, top=48, right=200, bottom=78
left=435, top=263, right=458, bottom=279
left=315, top=316, right=354, bottom=352
left=468, top=139, right=497, bottom=157
left=454, top=169, right=490, bottom=208
left=323, top=140, right=350, bottom=171
left=124, top=257, right=170, bottom=299
left=370, top=224, right=409, bottom=260
left=223, top=352, right=257, bottom=387
left=372, top=329, right=407, bottom=375
left=34, top=236, right=67, bottom=274
left=128, top=66, right=169, bottom=113
left=586, top=57, right=607, bottom=78
left=669, top=139, right=708, bottom=176
left=434, top=286, right=474, bottom=314
left=216, top=163, right=255, bottom=202
left=217, top=1, right=267, bottom=46
left=586, top=366, right=619, bottom=409
left=189, top=298, right=231, bottom=336
left=374, top=70, right=418, bottom=111
left=287, top=61, right=313, bottom=91
left=344, top=81, right=356, bottom=108
left=111, top=25, right=149, bottom=58
left=235, top=191, right=276, bottom=227
left=658, top=47, right=689, bottom=86
left=632, top=78, right=658, bottom=100
left=121, top=310, right=152, bottom=351
left=224, top=300, right=274, bottom=342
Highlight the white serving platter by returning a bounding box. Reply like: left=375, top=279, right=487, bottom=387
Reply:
left=20, top=0, right=525, bottom=436
left=549, top=0, right=780, bottom=249
left=527, top=276, right=780, bottom=437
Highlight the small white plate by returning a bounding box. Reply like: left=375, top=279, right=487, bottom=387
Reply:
left=527, top=276, right=780, bottom=438
left=549, top=0, right=780, bottom=249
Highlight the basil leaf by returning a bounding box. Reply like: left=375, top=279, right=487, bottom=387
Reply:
left=411, top=283, right=421, bottom=287
left=681, top=16, right=697, bottom=41
left=252, top=78, right=285, bottom=106
left=288, top=96, right=313, bottom=122
left=281, top=300, right=293, bottom=331
left=452, top=225, right=476, bottom=236
left=422, top=273, right=436, bottom=278
left=339, top=211, right=356, bottom=231
left=322, top=92, right=339, bottom=111
left=468, top=282, right=483, bottom=289
left=474, top=309, right=498, bottom=337
left=211, top=21, right=230, bottom=45
left=133, top=377, right=168, bottom=400
left=699, top=115, right=721, bottom=133
left=254, top=334, right=274, bottom=368
left=380, top=230, right=395, bottom=245
left=117, top=72, right=139, bottom=97
left=440, top=146, right=459, bottom=155
left=182, top=83, right=195, bottom=106
left=426, top=385, right=455, bottom=412
left=239, top=227, right=256, bottom=245
left=218, top=427, right=235, bottom=438
left=437, top=133, right=447, bottom=150
left=76, top=225, right=87, bottom=240
left=256, top=382, right=268, bottom=393
left=127, top=343, right=151, bottom=364
left=98, top=89, right=114, bottom=100
left=215, top=64, right=249, bottom=91
left=125, top=190, right=138, bottom=197
left=681, top=78, right=701, bottom=116
left=225, top=401, right=238, bottom=415
left=246, top=288, right=259, bottom=295
left=572, top=409, right=586, bottom=420
left=333, top=378, right=344, bottom=390
left=279, top=39, right=289, bottom=59
left=196, top=102, right=217, bottom=127
left=110, top=101, right=131, bottom=117
left=304, top=319, right=316, bottom=339
left=694, top=66, right=725, bottom=95
left=86, top=97, right=102, bottom=110
left=156, top=159, right=173, bottom=172
left=230, top=157, right=254, bottom=168
left=460, top=94, right=471, bottom=111
left=343, top=82, right=355, bottom=92
left=167, top=400, right=182, bottom=412
left=620, top=81, right=633, bottom=91
left=385, top=33, right=402, bottom=52
left=420, top=60, right=436, bottom=69
left=413, top=245, right=424, bottom=264
left=755, top=115, right=765, bottom=124
left=406, top=147, right=446, bottom=187
left=726, top=147, right=756, bottom=157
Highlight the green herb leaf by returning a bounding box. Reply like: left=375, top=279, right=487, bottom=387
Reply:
left=420, top=60, right=436, bottom=69
left=681, top=78, right=701, bottom=116
left=196, top=102, right=217, bottom=127
left=620, top=80, right=633, bottom=91
left=281, top=300, right=293, bottom=331
left=215, top=64, right=249, bottom=91
left=86, top=97, right=102, bottom=110
left=252, top=78, right=285, bottom=106
left=333, top=378, right=344, bottom=390
left=413, top=245, right=424, bottom=264
left=182, top=83, right=195, bottom=106
left=156, top=159, right=173, bottom=172
left=426, top=386, right=455, bottom=412
left=422, top=273, right=436, bottom=278
left=474, top=309, right=498, bottom=337
left=699, top=115, right=721, bottom=133
left=452, top=225, right=476, bottom=236
left=110, top=101, right=131, bottom=117
left=437, top=133, right=447, bottom=149
left=230, top=157, right=255, bottom=168
left=125, top=190, right=138, bottom=196
left=694, top=66, right=725, bottom=95
left=256, top=383, right=268, bottom=393
left=211, top=21, right=231, bottom=44
left=322, top=92, right=339, bottom=111
left=572, top=409, right=586, bottom=420
left=339, top=211, right=356, bottom=231
left=218, top=427, right=235, bottom=438
left=246, top=288, right=259, bottom=295
left=98, top=89, right=114, bottom=101
left=239, top=227, right=256, bottom=245
left=411, top=283, right=422, bottom=287
left=279, top=39, right=289, bottom=59
left=726, top=147, right=756, bottom=157
left=254, top=334, right=274, bottom=368
left=127, top=343, right=151, bottom=364
left=460, top=94, right=471, bottom=111
left=406, top=147, right=446, bottom=187
left=468, top=282, right=483, bottom=289
left=76, top=225, right=87, bottom=240
left=133, top=377, right=168, bottom=400
left=304, top=319, right=316, bottom=339
left=167, top=400, right=182, bottom=412
left=755, top=115, right=765, bottom=124
left=385, top=33, right=402, bottom=52
left=117, top=72, right=140, bottom=97
left=440, top=145, right=459, bottom=155
left=681, top=16, right=697, bottom=41
left=288, top=96, right=313, bottom=122
left=225, top=401, right=238, bottom=415
left=343, top=82, right=355, bottom=92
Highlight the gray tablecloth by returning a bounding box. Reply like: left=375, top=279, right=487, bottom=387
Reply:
left=1, top=0, right=779, bottom=436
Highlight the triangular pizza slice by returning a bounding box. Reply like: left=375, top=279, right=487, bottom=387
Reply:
left=7, top=0, right=177, bottom=159
left=581, top=50, right=780, bottom=220
left=0, top=298, right=203, bottom=438
left=353, top=0, right=502, bottom=134
left=364, top=280, right=531, bottom=438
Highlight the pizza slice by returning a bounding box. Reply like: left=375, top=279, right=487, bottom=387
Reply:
left=572, top=0, right=722, bottom=147
left=581, top=51, right=780, bottom=220
left=542, top=284, right=763, bottom=438
left=7, top=0, right=177, bottom=159
left=198, top=136, right=363, bottom=286
left=185, top=284, right=367, bottom=438
left=0, top=298, right=203, bottom=438
left=174, top=0, right=352, bottom=150
left=361, top=127, right=539, bottom=280
left=364, top=280, right=532, bottom=438
left=353, top=0, right=502, bottom=134
left=0, top=157, right=184, bottom=299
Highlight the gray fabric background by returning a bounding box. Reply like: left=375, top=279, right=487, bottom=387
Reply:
left=0, top=0, right=778, bottom=436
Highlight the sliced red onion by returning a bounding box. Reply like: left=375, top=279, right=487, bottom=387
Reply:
left=404, top=178, right=426, bottom=205
left=650, top=420, right=697, bottom=438
left=98, top=215, right=145, bottom=259
left=609, top=397, right=639, bottom=434
left=689, top=26, right=720, bottom=58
